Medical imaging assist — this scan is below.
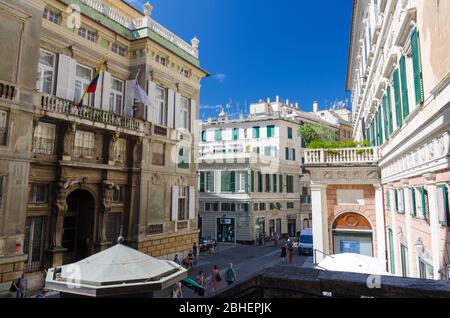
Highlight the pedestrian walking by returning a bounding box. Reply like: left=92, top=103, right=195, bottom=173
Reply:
left=173, top=254, right=181, bottom=265
left=274, top=233, right=280, bottom=247
left=211, top=265, right=221, bottom=294
left=280, top=245, right=287, bottom=263
left=288, top=243, right=294, bottom=263
left=197, top=271, right=206, bottom=288
left=10, top=274, right=27, bottom=298
left=225, top=263, right=237, bottom=286
left=193, top=243, right=198, bottom=265
left=187, top=250, right=194, bottom=270
left=172, top=282, right=183, bottom=298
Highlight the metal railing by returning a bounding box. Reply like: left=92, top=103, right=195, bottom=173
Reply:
left=39, top=94, right=141, bottom=131
left=0, top=80, right=16, bottom=100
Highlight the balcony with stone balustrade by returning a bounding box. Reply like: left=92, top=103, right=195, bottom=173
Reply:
left=304, top=147, right=380, bottom=166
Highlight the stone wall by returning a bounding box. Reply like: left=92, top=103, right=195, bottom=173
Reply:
left=138, top=230, right=199, bottom=260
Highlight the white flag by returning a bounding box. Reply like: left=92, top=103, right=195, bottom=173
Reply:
left=133, top=80, right=153, bottom=107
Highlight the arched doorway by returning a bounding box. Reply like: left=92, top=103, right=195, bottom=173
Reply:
left=332, top=212, right=373, bottom=257
left=62, top=189, right=96, bottom=263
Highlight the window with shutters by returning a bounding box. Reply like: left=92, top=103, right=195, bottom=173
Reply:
left=111, top=43, right=126, bottom=57
left=233, top=128, right=239, bottom=141
left=74, top=131, right=95, bottom=158
left=253, top=127, right=260, bottom=139
left=178, top=186, right=188, bottom=220
left=201, top=130, right=206, bottom=143
left=273, top=174, right=277, bottom=193
left=422, top=187, right=430, bottom=221
left=36, top=49, right=56, bottom=95
left=437, top=185, right=449, bottom=227
left=265, top=174, right=271, bottom=192
left=386, top=190, right=391, bottom=209
left=215, top=129, right=222, bottom=141
left=43, top=7, right=60, bottom=24
left=23, top=216, right=46, bottom=273
left=33, top=122, right=56, bottom=155
left=28, top=184, right=50, bottom=204
left=286, top=175, right=294, bottom=193
left=259, top=203, right=266, bottom=211
left=222, top=203, right=236, bottom=212
left=258, top=172, right=263, bottom=193
left=279, top=175, right=283, bottom=193
left=221, top=171, right=235, bottom=193
left=205, top=171, right=215, bottom=193
left=288, top=127, right=293, bottom=139
left=382, top=95, right=389, bottom=141
left=236, top=171, right=247, bottom=193
left=411, top=28, right=424, bottom=105
left=109, top=78, right=124, bottom=114
left=399, top=55, right=410, bottom=119
left=411, top=188, right=417, bottom=217
left=74, top=64, right=93, bottom=105
left=267, top=125, right=275, bottom=138
left=106, top=213, right=122, bottom=242
left=251, top=171, right=255, bottom=192
left=155, top=86, right=167, bottom=126
left=0, top=110, right=7, bottom=146
left=393, top=69, right=403, bottom=129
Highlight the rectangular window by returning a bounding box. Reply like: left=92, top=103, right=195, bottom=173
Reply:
left=287, top=202, right=295, bottom=209
left=258, top=172, right=263, bottom=193
left=23, top=216, right=46, bottom=273
left=286, top=175, right=294, bottom=193
left=205, top=202, right=219, bottom=212
left=386, top=191, right=391, bottom=209
left=178, top=187, right=188, bottom=221
left=253, top=203, right=259, bottom=211
left=74, top=64, right=93, bottom=105
left=273, top=174, right=277, bottom=193
left=155, top=86, right=167, bottom=126
left=288, top=127, right=293, bottom=139
left=78, top=26, right=97, bottom=43
left=411, top=28, right=424, bottom=105
left=279, top=175, right=283, bottom=193
left=74, top=130, right=95, bottom=158
left=253, top=126, right=260, bottom=139
left=399, top=55, right=410, bottom=119
left=36, top=49, right=56, bottom=95
left=201, top=130, right=206, bottom=143
left=180, top=96, right=190, bottom=131
left=155, top=55, right=166, bottom=66
left=0, top=110, right=6, bottom=145
left=112, top=186, right=125, bottom=204
left=178, top=147, right=190, bottom=169
left=33, top=122, right=56, bottom=155
left=43, top=7, right=60, bottom=24
left=251, top=171, right=255, bottom=193
left=215, top=129, right=222, bottom=141
left=233, top=128, right=239, bottom=141
left=265, top=174, right=271, bottom=193
left=267, top=125, right=275, bottom=138
left=111, top=43, right=126, bottom=57
left=221, top=171, right=235, bottom=193
left=259, top=203, right=266, bottom=211
left=393, top=68, right=403, bottom=129
left=221, top=203, right=236, bottom=212
left=106, top=213, right=122, bottom=242
left=180, top=68, right=190, bottom=78
left=437, top=185, right=449, bottom=226
left=114, top=139, right=126, bottom=163
left=109, top=78, right=124, bottom=114
left=29, top=184, right=50, bottom=204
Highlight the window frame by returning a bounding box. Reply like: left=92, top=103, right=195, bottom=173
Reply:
left=36, top=49, right=56, bottom=95
left=109, top=77, right=124, bottom=114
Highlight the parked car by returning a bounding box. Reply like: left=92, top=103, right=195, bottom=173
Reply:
left=199, top=236, right=216, bottom=252
left=298, top=228, right=313, bottom=255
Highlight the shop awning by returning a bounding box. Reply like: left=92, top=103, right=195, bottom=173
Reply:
left=181, top=278, right=205, bottom=296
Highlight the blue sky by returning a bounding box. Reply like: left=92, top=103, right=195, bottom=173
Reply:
left=126, top=0, right=353, bottom=119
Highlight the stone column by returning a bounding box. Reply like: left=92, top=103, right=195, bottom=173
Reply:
left=424, top=173, right=442, bottom=280
left=401, top=179, right=416, bottom=277
left=98, top=181, right=115, bottom=245
left=311, top=183, right=328, bottom=263
left=388, top=184, right=401, bottom=276
left=374, top=184, right=387, bottom=266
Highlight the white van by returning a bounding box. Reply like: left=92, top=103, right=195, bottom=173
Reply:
left=298, top=228, right=313, bottom=255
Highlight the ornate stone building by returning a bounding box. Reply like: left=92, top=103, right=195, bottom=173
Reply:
left=0, top=0, right=207, bottom=294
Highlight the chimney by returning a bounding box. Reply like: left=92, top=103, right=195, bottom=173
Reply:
left=313, top=101, right=319, bottom=113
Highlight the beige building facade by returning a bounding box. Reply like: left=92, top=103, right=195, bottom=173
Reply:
left=0, top=0, right=207, bottom=295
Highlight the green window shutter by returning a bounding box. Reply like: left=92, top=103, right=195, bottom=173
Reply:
left=244, top=172, right=249, bottom=193
left=273, top=174, right=277, bottom=193
left=421, top=186, right=426, bottom=219
left=251, top=171, right=254, bottom=192
left=395, top=190, right=399, bottom=211
left=265, top=174, right=271, bottom=192
left=292, top=148, right=296, bottom=161
left=285, top=147, right=289, bottom=160
left=387, top=86, right=394, bottom=135
left=258, top=172, right=263, bottom=193
left=371, top=122, right=375, bottom=146
left=279, top=175, right=283, bottom=193
left=215, top=129, right=222, bottom=141
left=411, top=188, right=416, bottom=217
left=253, top=127, right=260, bottom=139
left=233, top=128, right=239, bottom=141
left=288, top=127, right=293, bottom=139
left=230, top=171, right=236, bottom=193
left=382, top=95, right=389, bottom=141
left=411, top=28, right=424, bottom=105
left=393, top=68, right=403, bottom=128
left=200, top=172, right=205, bottom=192
left=388, top=229, right=395, bottom=274
left=267, top=125, right=275, bottom=138
left=379, top=108, right=384, bottom=144
left=201, top=130, right=206, bottom=142
left=400, top=55, right=410, bottom=118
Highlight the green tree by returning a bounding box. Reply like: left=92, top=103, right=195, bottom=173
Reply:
left=299, top=123, right=336, bottom=146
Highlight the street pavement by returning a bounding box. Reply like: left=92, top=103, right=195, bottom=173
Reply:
left=183, top=242, right=309, bottom=298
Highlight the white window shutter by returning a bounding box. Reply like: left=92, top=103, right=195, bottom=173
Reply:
left=415, top=188, right=423, bottom=216
left=190, top=99, right=197, bottom=133
left=101, top=71, right=112, bottom=111
left=167, top=89, right=175, bottom=128
left=147, top=80, right=156, bottom=122
left=124, top=80, right=135, bottom=117
left=93, top=72, right=103, bottom=109
left=189, top=186, right=196, bottom=220
left=171, top=186, right=179, bottom=221
left=174, top=92, right=182, bottom=129
left=56, top=54, right=76, bottom=100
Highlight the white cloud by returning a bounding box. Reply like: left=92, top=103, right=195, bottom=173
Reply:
left=212, top=73, right=227, bottom=83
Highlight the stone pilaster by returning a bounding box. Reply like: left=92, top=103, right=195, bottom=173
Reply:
left=62, top=122, right=77, bottom=160
left=310, top=183, right=328, bottom=263
left=374, top=184, right=387, bottom=265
